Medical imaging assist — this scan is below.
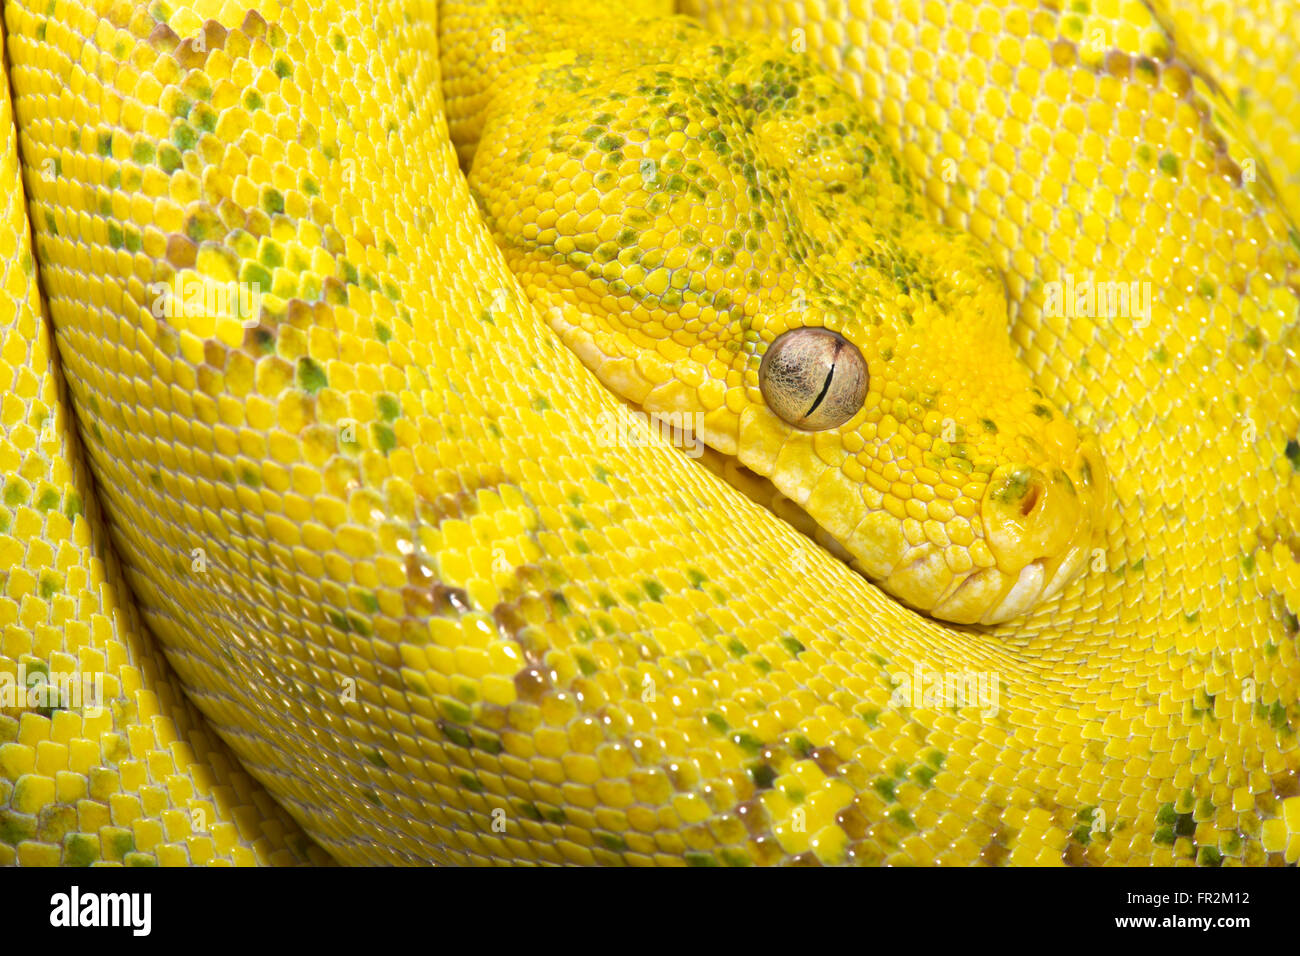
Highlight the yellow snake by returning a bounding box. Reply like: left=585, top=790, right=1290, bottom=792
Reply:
left=0, top=0, right=1297, bottom=866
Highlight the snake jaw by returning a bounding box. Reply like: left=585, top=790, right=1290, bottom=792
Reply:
left=712, top=398, right=1108, bottom=626
left=960, top=439, right=1107, bottom=624
left=813, top=418, right=1107, bottom=625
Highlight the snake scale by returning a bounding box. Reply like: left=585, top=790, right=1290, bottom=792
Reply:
left=0, top=0, right=1297, bottom=866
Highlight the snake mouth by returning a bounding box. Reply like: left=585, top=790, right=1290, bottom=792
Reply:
left=676, top=413, right=1108, bottom=627
left=721, top=424, right=1108, bottom=626
left=922, top=539, right=1093, bottom=625
left=890, top=441, right=1108, bottom=625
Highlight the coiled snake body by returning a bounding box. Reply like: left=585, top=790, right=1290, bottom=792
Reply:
left=0, top=0, right=1297, bottom=865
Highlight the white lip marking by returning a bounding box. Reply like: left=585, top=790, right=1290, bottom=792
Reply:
left=1040, top=542, right=1088, bottom=603
left=983, top=560, right=1046, bottom=624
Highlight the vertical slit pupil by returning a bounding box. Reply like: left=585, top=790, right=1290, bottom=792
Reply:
left=802, top=340, right=841, bottom=420
left=804, top=365, right=835, bottom=419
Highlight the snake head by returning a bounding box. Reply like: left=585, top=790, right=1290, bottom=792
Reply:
left=468, top=28, right=1108, bottom=624
left=754, top=289, right=1109, bottom=625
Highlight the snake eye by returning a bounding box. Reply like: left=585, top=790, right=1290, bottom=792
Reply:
left=758, top=328, right=868, bottom=431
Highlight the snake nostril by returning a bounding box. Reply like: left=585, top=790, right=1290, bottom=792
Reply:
left=1018, top=483, right=1042, bottom=517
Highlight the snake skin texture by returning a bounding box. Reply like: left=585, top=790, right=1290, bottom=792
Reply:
left=1150, top=0, right=1299, bottom=221
left=0, top=9, right=322, bottom=865
left=0, top=0, right=1297, bottom=865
